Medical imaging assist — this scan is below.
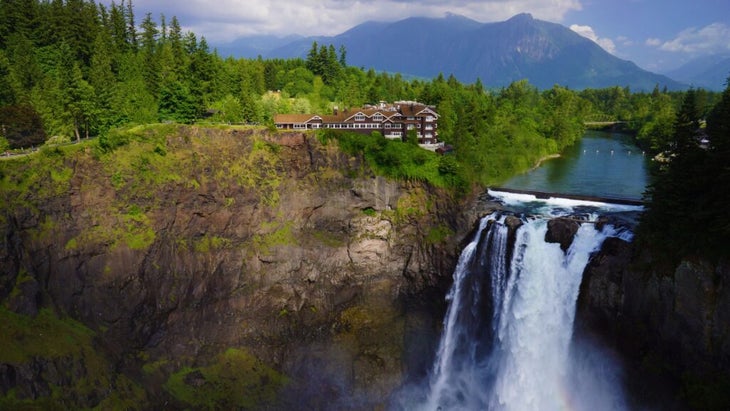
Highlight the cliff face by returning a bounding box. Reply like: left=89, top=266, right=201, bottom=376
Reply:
left=579, top=238, right=730, bottom=408
left=0, top=125, right=470, bottom=409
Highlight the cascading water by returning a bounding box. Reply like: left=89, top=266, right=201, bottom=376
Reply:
left=410, top=192, right=640, bottom=411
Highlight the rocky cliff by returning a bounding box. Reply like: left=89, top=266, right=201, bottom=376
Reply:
left=0, top=125, right=473, bottom=409
left=579, top=235, right=730, bottom=409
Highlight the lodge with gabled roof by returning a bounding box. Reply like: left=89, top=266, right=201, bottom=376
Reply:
left=274, top=101, right=441, bottom=149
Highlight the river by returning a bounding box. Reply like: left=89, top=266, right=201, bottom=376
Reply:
left=502, top=130, right=650, bottom=201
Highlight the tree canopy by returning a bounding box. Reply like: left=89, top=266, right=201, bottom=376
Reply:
left=0, top=0, right=723, bottom=197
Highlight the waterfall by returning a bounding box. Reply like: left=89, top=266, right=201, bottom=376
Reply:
left=416, top=206, right=631, bottom=411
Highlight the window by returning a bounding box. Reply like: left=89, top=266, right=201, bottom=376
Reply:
left=425, top=115, right=435, bottom=122
left=373, top=114, right=383, bottom=122
left=354, top=113, right=365, bottom=121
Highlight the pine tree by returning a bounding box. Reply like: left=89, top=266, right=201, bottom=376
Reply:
left=125, top=0, right=137, bottom=49
left=640, top=88, right=711, bottom=259
left=139, top=12, right=160, bottom=94
left=56, top=42, right=95, bottom=141
left=89, top=30, right=118, bottom=132
left=338, top=45, right=347, bottom=67
left=109, top=1, right=129, bottom=53
left=0, top=0, right=41, bottom=49
left=305, top=42, right=320, bottom=74
left=168, top=16, right=186, bottom=68
left=5, top=34, right=41, bottom=103
left=704, top=79, right=730, bottom=256
left=0, top=50, right=16, bottom=105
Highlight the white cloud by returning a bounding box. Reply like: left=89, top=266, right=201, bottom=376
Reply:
left=569, top=24, right=616, bottom=54
left=645, top=38, right=661, bottom=47
left=657, top=23, right=730, bottom=54
left=616, top=36, right=632, bottom=47
left=128, top=0, right=583, bottom=42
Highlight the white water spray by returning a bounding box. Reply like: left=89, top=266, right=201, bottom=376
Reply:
left=419, top=205, right=629, bottom=411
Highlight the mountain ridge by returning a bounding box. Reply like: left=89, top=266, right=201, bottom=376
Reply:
left=219, top=13, right=686, bottom=91
left=663, top=53, right=730, bottom=91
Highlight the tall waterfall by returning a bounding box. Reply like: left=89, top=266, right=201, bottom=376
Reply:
left=412, top=193, right=638, bottom=411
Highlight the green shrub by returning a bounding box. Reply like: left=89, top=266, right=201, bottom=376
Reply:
left=164, top=348, right=288, bottom=410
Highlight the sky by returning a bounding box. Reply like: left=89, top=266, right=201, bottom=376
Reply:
left=128, top=0, right=730, bottom=73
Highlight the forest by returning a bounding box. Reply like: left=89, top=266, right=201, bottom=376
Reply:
left=1, top=0, right=728, bottom=255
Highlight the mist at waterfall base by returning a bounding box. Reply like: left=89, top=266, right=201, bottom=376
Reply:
left=391, top=191, right=642, bottom=411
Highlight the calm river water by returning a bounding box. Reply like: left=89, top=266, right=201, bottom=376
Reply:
left=503, top=130, right=650, bottom=201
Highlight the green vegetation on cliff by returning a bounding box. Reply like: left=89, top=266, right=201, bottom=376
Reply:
left=163, top=348, right=288, bottom=410
left=0, top=307, right=147, bottom=409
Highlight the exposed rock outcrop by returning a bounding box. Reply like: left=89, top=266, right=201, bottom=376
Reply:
left=545, top=217, right=580, bottom=252
left=579, top=237, right=730, bottom=408
left=0, top=126, right=472, bottom=409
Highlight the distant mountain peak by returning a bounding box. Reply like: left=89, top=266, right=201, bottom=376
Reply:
left=258, top=13, right=685, bottom=90
left=444, top=12, right=468, bottom=19
left=508, top=13, right=535, bottom=22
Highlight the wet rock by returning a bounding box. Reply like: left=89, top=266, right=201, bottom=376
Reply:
left=504, top=215, right=523, bottom=232
left=545, top=217, right=580, bottom=252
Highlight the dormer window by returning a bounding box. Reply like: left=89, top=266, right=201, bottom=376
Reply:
left=354, top=113, right=366, bottom=121
left=373, top=113, right=383, bottom=122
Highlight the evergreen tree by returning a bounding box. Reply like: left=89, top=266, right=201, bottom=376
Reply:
left=673, top=88, right=700, bottom=151
left=0, top=50, right=16, bottom=105
left=305, top=42, right=320, bottom=74
left=55, top=42, right=95, bottom=141
left=108, top=1, right=130, bottom=53
left=187, top=36, right=216, bottom=115
left=168, top=16, right=186, bottom=68
left=159, top=82, right=196, bottom=123
left=703, top=79, right=730, bottom=255
left=139, top=12, right=160, bottom=94
left=640, top=88, right=714, bottom=259
left=89, top=30, right=118, bottom=132
left=0, top=0, right=41, bottom=48
left=338, top=45, right=347, bottom=67
left=5, top=34, right=42, bottom=103
left=125, top=0, right=137, bottom=49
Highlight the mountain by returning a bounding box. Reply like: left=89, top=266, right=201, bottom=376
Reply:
left=257, top=13, right=685, bottom=90
left=664, top=54, right=730, bottom=91
left=214, top=34, right=305, bottom=59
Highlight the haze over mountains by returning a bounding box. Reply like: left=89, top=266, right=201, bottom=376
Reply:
left=665, top=54, right=730, bottom=91
left=217, top=13, right=690, bottom=91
